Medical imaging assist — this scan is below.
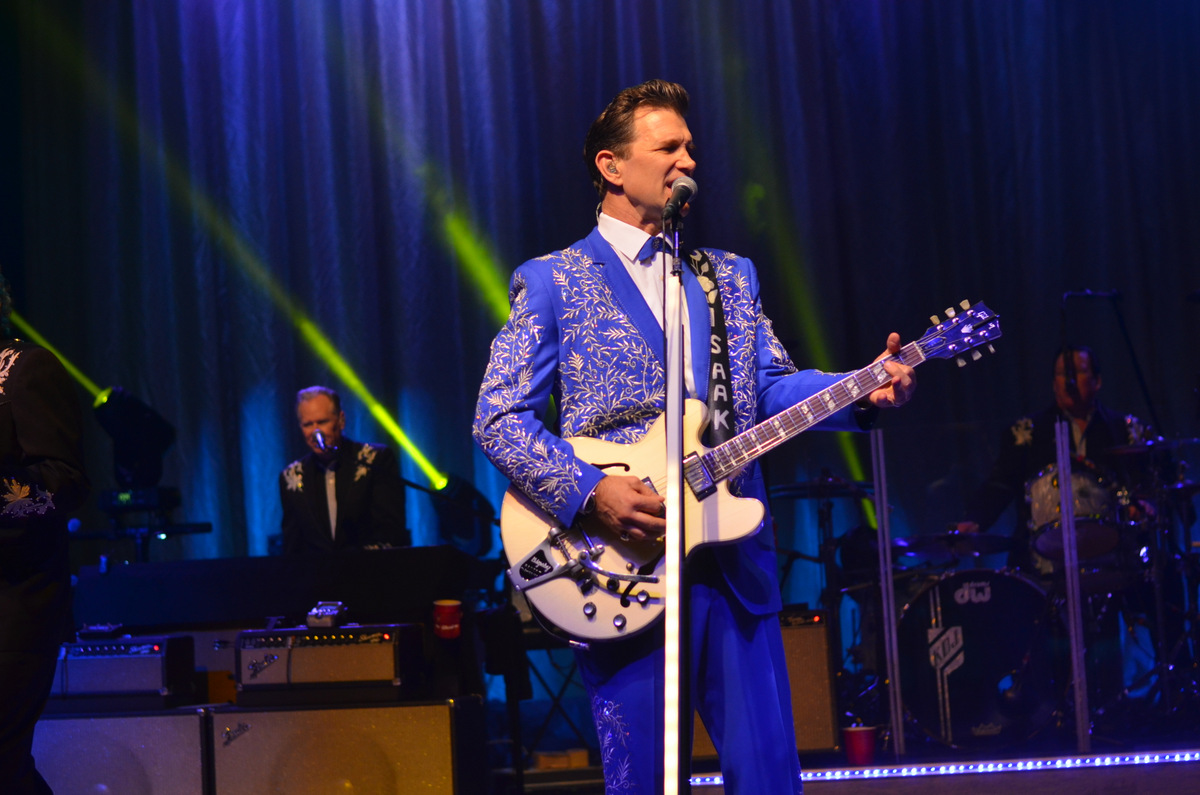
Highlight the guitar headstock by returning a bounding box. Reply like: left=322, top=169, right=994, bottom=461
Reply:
left=916, top=300, right=1001, bottom=366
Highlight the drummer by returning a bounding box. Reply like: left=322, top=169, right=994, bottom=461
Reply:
left=954, top=345, right=1150, bottom=714
left=954, top=345, right=1147, bottom=570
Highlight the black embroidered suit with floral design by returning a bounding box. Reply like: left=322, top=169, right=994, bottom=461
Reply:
left=278, top=439, right=408, bottom=555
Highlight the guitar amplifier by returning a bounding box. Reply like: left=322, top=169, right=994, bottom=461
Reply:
left=235, top=624, right=425, bottom=706
left=210, top=699, right=486, bottom=794
left=47, top=635, right=197, bottom=712
left=693, top=608, right=838, bottom=756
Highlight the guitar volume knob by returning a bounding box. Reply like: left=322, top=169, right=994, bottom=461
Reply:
left=636, top=590, right=650, bottom=605
left=612, top=614, right=626, bottom=631
left=583, top=602, right=597, bottom=619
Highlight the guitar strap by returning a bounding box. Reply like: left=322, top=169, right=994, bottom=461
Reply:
left=687, top=250, right=734, bottom=446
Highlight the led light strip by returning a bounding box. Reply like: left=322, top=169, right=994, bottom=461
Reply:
left=801, top=751, right=1200, bottom=782
left=687, top=751, right=1200, bottom=788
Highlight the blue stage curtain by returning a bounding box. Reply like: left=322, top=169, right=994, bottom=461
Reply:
left=8, top=0, right=1199, bottom=564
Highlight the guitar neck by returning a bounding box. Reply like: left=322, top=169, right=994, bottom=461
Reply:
left=703, top=342, right=926, bottom=482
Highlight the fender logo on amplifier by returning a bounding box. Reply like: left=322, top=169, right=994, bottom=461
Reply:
left=245, top=653, right=279, bottom=680
left=222, top=721, right=252, bottom=746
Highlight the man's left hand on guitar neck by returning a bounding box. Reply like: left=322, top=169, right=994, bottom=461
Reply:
left=865, top=332, right=916, bottom=408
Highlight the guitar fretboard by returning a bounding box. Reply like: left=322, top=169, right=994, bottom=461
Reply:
left=703, top=342, right=926, bottom=481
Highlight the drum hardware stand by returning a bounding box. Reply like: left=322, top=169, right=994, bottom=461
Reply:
left=870, top=428, right=906, bottom=758
left=1146, top=481, right=1176, bottom=714
left=1109, top=478, right=1200, bottom=719
left=1055, top=419, right=1092, bottom=753
left=1097, top=603, right=1197, bottom=721
left=778, top=547, right=822, bottom=590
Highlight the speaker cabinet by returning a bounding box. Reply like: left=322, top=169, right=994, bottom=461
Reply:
left=31, top=710, right=209, bottom=795
left=693, top=609, right=838, bottom=757
left=210, top=699, right=485, bottom=794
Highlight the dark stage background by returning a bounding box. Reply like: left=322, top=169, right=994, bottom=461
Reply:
left=4, top=1, right=1199, bottom=619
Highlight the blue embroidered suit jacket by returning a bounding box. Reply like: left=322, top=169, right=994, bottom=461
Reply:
left=474, top=227, right=861, bottom=615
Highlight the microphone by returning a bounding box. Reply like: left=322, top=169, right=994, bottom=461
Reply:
left=313, top=430, right=328, bottom=452
left=662, top=176, right=697, bottom=222
left=1062, top=289, right=1120, bottom=301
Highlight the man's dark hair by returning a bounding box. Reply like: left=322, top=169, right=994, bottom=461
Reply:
left=1054, top=346, right=1101, bottom=378
left=583, top=79, right=690, bottom=197
left=296, top=385, right=342, bottom=413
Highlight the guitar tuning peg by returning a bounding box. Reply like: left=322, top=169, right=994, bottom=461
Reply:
left=987, top=344, right=996, bottom=355
left=930, top=315, right=940, bottom=325
left=956, top=357, right=966, bottom=367
left=971, top=350, right=982, bottom=361
left=959, top=299, right=970, bottom=310
left=945, top=306, right=957, bottom=318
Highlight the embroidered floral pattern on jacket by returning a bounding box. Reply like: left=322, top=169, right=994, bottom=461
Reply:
left=1124, top=415, right=1145, bottom=445
left=0, top=348, right=19, bottom=395
left=0, top=477, right=55, bottom=518
left=474, top=250, right=664, bottom=520
left=355, top=444, right=376, bottom=481
left=1011, top=417, right=1034, bottom=447
left=703, top=250, right=796, bottom=435
left=553, top=253, right=663, bottom=443
left=592, top=695, right=635, bottom=792
left=474, top=245, right=799, bottom=521
left=283, top=461, right=304, bottom=492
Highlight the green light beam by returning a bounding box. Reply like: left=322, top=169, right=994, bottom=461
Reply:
left=14, top=2, right=448, bottom=488
left=704, top=9, right=876, bottom=525
left=9, top=310, right=104, bottom=402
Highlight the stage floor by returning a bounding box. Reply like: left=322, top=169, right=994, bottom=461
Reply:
left=503, top=720, right=1200, bottom=793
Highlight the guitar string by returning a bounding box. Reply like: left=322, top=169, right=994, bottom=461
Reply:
left=608, top=312, right=998, bottom=529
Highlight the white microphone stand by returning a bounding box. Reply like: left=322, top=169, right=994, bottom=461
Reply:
left=661, top=212, right=689, bottom=794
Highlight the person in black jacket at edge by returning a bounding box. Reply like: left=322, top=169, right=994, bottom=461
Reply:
left=0, top=271, right=90, bottom=793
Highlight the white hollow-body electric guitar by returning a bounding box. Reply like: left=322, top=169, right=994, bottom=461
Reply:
left=503, top=301, right=1001, bottom=642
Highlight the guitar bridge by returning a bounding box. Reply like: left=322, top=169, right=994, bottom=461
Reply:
left=576, top=547, right=658, bottom=584
left=509, top=526, right=659, bottom=594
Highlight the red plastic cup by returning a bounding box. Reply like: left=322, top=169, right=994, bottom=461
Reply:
left=842, top=726, right=876, bottom=766
left=433, top=599, right=463, bottom=639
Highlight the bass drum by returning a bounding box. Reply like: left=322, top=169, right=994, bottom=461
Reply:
left=899, top=569, right=1062, bottom=750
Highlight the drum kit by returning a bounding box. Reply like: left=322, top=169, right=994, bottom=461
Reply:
left=774, top=437, right=1200, bottom=752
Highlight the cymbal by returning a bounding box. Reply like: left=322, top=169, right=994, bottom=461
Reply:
left=1165, top=479, right=1200, bottom=497
left=770, top=478, right=873, bottom=500
left=1103, top=437, right=1200, bottom=456
left=893, top=532, right=1013, bottom=558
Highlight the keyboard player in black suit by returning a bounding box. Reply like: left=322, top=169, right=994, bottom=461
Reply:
left=279, top=386, right=408, bottom=555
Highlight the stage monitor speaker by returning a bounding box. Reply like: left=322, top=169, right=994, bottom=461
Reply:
left=693, top=609, right=838, bottom=758
left=210, top=698, right=485, bottom=794
left=31, top=710, right=209, bottom=795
